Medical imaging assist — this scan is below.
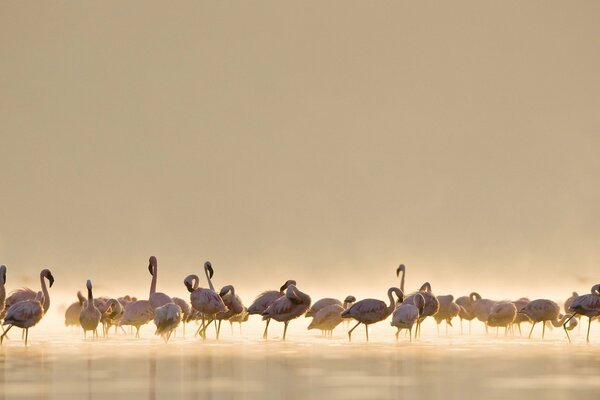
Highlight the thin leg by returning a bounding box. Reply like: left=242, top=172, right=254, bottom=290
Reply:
left=217, top=320, right=222, bottom=340
left=445, top=321, right=449, bottom=336
left=460, top=318, right=463, bottom=335
left=395, top=328, right=399, bottom=342
left=587, top=317, right=592, bottom=343
left=518, top=323, right=522, bottom=336
left=436, top=323, right=440, bottom=337
left=283, top=321, right=289, bottom=341
left=563, top=313, right=576, bottom=343
left=365, top=324, right=369, bottom=342
left=25, top=328, right=29, bottom=346
left=409, top=327, right=412, bottom=343
left=136, top=326, right=140, bottom=338
left=469, top=320, right=472, bottom=334
left=347, top=321, right=361, bottom=342
left=528, top=322, right=536, bottom=339
left=263, top=318, right=271, bottom=340
left=230, top=321, right=234, bottom=336
left=496, top=327, right=499, bottom=337
left=542, top=322, right=546, bottom=340
left=485, top=322, right=488, bottom=335
left=1, top=325, right=13, bottom=344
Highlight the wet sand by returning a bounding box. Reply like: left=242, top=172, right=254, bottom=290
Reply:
left=1, top=320, right=599, bottom=400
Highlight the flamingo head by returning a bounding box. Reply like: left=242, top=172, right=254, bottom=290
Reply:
left=184, top=278, right=194, bottom=293
left=42, top=269, right=55, bottom=287
left=219, top=285, right=233, bottom=297
left=280, top=279, right=296, bottom=292
left=86, top=279, right=92, bottom=290
left=396, top=264, right=405, bottom=277
left=204, top=262, right=214, bottom=279
left=413, top=293, right=425, bottom=315
left=148, top=256, right=157, bottom=275
left=343, top=295, right=356, bottom=305
left=0, top=265, right=6, bottom=284
left=592, top=284, right=600, bottom=296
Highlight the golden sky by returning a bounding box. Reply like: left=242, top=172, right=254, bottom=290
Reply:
left=1, top=1, right=599, bottom=300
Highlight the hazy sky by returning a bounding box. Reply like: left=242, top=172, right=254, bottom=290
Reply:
left=1, top=1, right=599, bottom=301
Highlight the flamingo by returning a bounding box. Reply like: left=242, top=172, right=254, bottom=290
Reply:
left=184, top=261, right=227, bottom=340
left=518, top=299, right=575, bottom=340
left=391, top=292, right=424, bottom=342
left=148, top=256, right=172, bottom=308
left=3, top=268, right=54, bottom=318
left=565, top=284, right=600, bottom=343
left=402, top=283, right=440, bottom=338
left=79, top=280, right=102, bottom=339
left=342, top=287, right=402, bottom=342
left=248, top=279, right=296, bottom=339
left=98, top=298, right=121, bottom=336
left=154, top=303, right=182, bottom=342
left=261, top=284, right=311, bottom=341
left=396, top=264, right=406, bottom=293
left=119, top=300, right=155, bottom=338
left=0, top=265, right=6, bottom=317
left=564, top=291, right=580, bottom=332
left=306, top=298, right=342, bottom=318
left=434, top=295, right=460, bottom=335
left=1, top=291, right=44, bottom=346
left=64, top=291, right=86, bottom=327
left=487, top=301, right=517, bottom=336
left=307, top=304, right=345, bottom=335
left=215, top=285, right=244, bottom=339
left=469, top=292, right=496, bottom=333
left=455, top=295, right=476, bottom=334
left=511, top=297, right=530, bottom=336
left=229, top=307, right=249, bottom=334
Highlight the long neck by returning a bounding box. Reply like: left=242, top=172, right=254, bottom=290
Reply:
left=40, top=273, right=50, bottom=312
left=399, top=270, right=405, bottom=293
left=551, top=314, right=571, bottom=328
left=77, top=291, right=86, bottom=305
left=205, top=267, right=214, bottom=291
left=0, top=281, right=5, bottom=310
left=149, top=264, right=157, bottom=297
left=87, top=286, right=94, bottom=309
left=386, top=289, right=397, bottom=315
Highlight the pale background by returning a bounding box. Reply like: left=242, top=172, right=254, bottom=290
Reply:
left=1, top=1, right=599, bottom=304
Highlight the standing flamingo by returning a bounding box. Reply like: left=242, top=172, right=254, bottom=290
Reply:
left=215, top=285, right=244, bottom=339
left=434, top=295, right=460, bottom=335
left=261, top=284, right=311, bottom=341
left=391, top=292, right=424, bottom=342
left=172, top=297, right=192, bottom=335
left=518, top=299, right=575, bottom=340
left=487, top=301, right=517, bottom=336
left=119, top=299, right=155, bottom=338
left=154, top=303, right=182, bottom=342
left=565, top=284, right=600, bottom=343
left=79, top=280, right=102, bottom=339
left=3, top=268, right=54, bottom=318
left=184, top=261, right=227, bottom=340
left=248, top=279, right=296, bottom=339
left=1, top=291, right=44, bottom=346
left=342, top=287, right=402, bottom=342
left=148, top=256, right=172, bottom=308
left=65, top=291, right=86, bottom=327
left=229, top=307, right=249, bottom=334
left=402, top=283, right=440, bottom=337
left=306, top=298, right=342, bottom=318
left=455, top=295, right=476, bottom=334
left=511, top=297, right=530, bottom=336
left=307, top=296, right=356, bottom=336
left=469, top=292, right=496, bottom=333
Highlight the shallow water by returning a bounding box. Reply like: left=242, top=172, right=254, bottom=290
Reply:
left=1, top=321, right=599, bottom=400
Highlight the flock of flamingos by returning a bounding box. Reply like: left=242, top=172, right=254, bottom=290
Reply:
left=0, top=258, right=599, bottom=346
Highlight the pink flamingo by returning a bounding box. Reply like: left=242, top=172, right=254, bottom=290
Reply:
left=119, top=300, right=155, bottom=338
left=565, top=284, right=600, bottom=343
left=148, top=256, right=172, bottom=308
left=487, top=301, right=517, bottom=336
left=391, top=292, right=424, bottom=342
left=64, top=291, right=86, bottom=328
left=248, top=279, right=296, bottom=339
left=1, top=291, right=44, bottom=346
left=342, top=287, right=403, bottom=342
left=79, top=280, right=102, bottom=339
left=518, top=299, right=575, bottom=340
left=215, top=285, right=244, bottom=339
left=455, top=295, right=476, bottom=334
left=4, top=268, right=54, bottom=317
left=262, top=284, right=311, bottom=341
left=402, top=283, right=440, bottom=337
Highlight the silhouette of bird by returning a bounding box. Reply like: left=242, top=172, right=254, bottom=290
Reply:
left=1, top=291, right=44, bottom=346
left=487, top=301, right=517, bottom=336
left=391, top=292, right=424, bottom=342
left=511, top=297, right=530, bottom=336
left=434, top=295, right=460, bottom=335
left=215, top=285, right=244, bottom=339
left=565, top=284, right=600, bottom=343
left=147, top=256, right=173, bottom=308
left=154, top=303, right=182, bottom=342
left=342, top=287, right=402, bottom=342
left=396, top=264, right=406, bottom=294
left=402, top=283, right=440, bottom=337
left=518, top=299, right=575, bottom=340
left=306, top=298, right=342, bottom=318
left=0, top=265, right=6, bottom=318
left=262, top=284, right=311, bottom=341
left=64, top=291, right=86, bottom=328
left=469, top=292, right=496, bottom=334
left=79, top=280, right=102, bottom=339
left=455, top=295, right=476, bottom=334
left=4, top=268, right=54, bottom=318
left=248, top=279, right=296, bottom=339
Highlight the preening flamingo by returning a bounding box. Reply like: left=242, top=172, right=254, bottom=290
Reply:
left=342, top=287, right=402, bottom=342
left=119, top=300, right=155, bottom=338
left=184, top=261, right=227, bottom=340
left=172, top=297, right=192, bottom=335
left=262, top=284, right=311, bottom=341
left=1, top=291, right=44, bottom=346
left=308, top=304, right=344, bottom=335
left=248, top=279, right=296, bottom=339
left=79, top=280, right=102, bottom=339
left=306, top=298, right=342, bottom=318
left=403, top=282, right=440, bottom=337
left=469, top=292, right=496, bottom=333
left=215, top=285, right=244, bottom=339
left=565, top=284, right=600, bottom=343
left=487, top=302, right=517, bottom=336
left=455, top=295, right=476, bottom=334
left=391, top=292, right=424, bottom=342
left=434, top=295, right=460, bottom=335
left=511, top=297, right=530, bottom=335
left=148, top=256, right=172, bottom=308
left=154, top=303, right=182, bottom=342
left=518, top=299, right=575, bottom=340
left=65, top=291, right=86, bottom=327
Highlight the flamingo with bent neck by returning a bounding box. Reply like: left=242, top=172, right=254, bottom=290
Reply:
left=3, top=268, right=54, bottom=318
left=261, top=284, right=311, bottom=341
left=341, top=287, right=403, bottom=342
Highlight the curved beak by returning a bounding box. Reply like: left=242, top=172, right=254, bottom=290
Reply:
left=148, top=262, right=153, bottom=276
left=3, top=271, right=5, bottom=284
left=48, top=274, right=55, bottom=288
left=184, top=281, right=194, bottom=293
left=207, top=265, right=214, bottom=279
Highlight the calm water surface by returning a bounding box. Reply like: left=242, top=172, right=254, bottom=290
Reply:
left=1, top=322, right=599, bottom=400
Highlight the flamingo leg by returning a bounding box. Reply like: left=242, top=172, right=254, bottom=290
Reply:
left=347, top=321, right=361, bottom=342
left=460, top=318, right=463, bottom=335
left=1, top=325, right=13, bottom=344
left=469, top=320, right=472, bottom=335
left=409, top=327, right=412, bottom=343
left=587, top=317, right=592, bottom=343
left=563, top=313, right=576, bottom=343
left=213, top=318, right=218, bottom=336
left=365, top=324, right=369, bottom=342
left=263, top=318, right=271, bottom=340
left=283, top=321, right=289, bottom=341
left=395, top=328, right=399, bottom=342
left=517, top=323, right=522, bottom=336
left=24, top=328, right=29, bottom=346
left=230, top=321, right=234, bottom=336
left=542, top=322, right=546, bottom=340
left=135, top=326, right=140, bottom=338
left=217, top=320, right=222, bottom=340
left=528, top=322, right=536, bottom=339
left=239, top=322, right=243, bottom=334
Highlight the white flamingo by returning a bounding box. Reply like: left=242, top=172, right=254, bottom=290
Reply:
left=565, top=284, right=600, bottom=343
left=342, top=287, right=403, bottom=342
left=262, top=284, right=311, bottom=341
left=248, top=279, right=296, bottom=339
left=79, top=280, right=102, bottom=339
left=306, top=298, right=342, bottom=318
left=308, top=296, right=356, bottom=336
left=148, top=256, right=172, bottom=308
left=154, top=303, right=182, bottom=342
left=184, top=261, right=227, bottom=340
left=391, top=292, right=424, bottom=342
left=1, top=291, right=44, bottom=346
